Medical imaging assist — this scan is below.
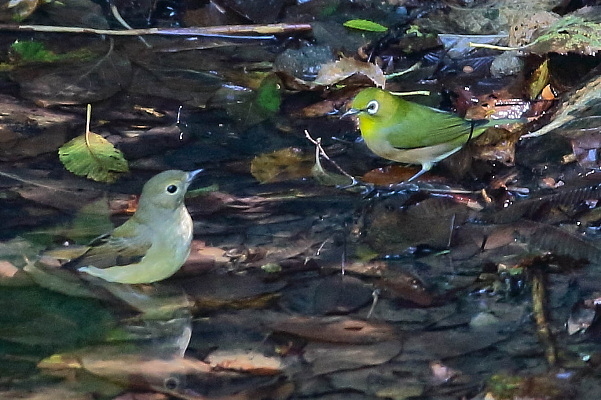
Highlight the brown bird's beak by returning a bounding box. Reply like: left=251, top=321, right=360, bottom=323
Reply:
left=341, top=108, right=361, bottom=118
left=186, top=169, right=203, bottom=184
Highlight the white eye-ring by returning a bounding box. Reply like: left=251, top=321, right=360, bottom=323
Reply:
left=366, top=100, right=379, bottom=115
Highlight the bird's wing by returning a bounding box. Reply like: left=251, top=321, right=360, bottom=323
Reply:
left=63, top=220, right=153, bottom=270
left=387, top=108, right=486, bottom=149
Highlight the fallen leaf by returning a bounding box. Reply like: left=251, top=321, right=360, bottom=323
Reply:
left=312, top=58, right=386, bottom=88
left=303, top=340, right=402, bottom=375
left=59, top=130, right=129, bottom=183
left=206, top=350, right=283, bottom=375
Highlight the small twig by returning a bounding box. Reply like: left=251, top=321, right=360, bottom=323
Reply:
left=109, top=3, right=151, bottom=48
left=304, top=130, right=356, bottom=181
left=447, top=213, right=456, bottom=249
left=469, top=42, right=527, bottom=51
left=389, top=90, right=431, bottom=97
left=385, top=62, right=422, bottom=80
left=366, top=289, right=381, bottom=319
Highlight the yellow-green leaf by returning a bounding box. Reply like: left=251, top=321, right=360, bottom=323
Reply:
left=343, top=19, right=388, bottom=32
left=59, top=132, right=129, bottom=183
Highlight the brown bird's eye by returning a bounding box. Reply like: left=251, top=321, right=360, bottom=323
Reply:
left=167, top=184, right=178, bottom=193
left=366, top=100, right=379, bottom=115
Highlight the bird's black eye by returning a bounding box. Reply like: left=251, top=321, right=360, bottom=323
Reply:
left=166, top=184, right=178, bottom=194
left=164, top=376, right=180, bottom=390
left=366, top=100, right=379, bottom=115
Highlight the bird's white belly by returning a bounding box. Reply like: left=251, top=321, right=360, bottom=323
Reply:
left=365, top=136, right=461, bottom=166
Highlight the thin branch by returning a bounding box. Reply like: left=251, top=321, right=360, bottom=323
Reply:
left=0, top=23, right=312, bottom=37
left=389, top=90, right=431, bottom=97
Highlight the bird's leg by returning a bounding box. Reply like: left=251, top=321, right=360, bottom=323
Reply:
left=407, top=165, right=430, bottom=182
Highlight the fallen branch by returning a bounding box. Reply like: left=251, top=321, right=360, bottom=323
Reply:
left=0, top=23, right=312, bottom=37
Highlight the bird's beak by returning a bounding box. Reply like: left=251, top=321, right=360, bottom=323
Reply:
left=186, top=169, right=203, bottom=184
left=341, top=108, right=361, bottom=118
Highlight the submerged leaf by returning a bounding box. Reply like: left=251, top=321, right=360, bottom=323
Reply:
left=210, top=74, right=282, bottom=127
left=251, top=147, right=313, bottom=183
left=528, top=224, right=601, bottom=263
left=59, top=132, right=129, bottom=183
left=10, top=40, right=60, bottom=63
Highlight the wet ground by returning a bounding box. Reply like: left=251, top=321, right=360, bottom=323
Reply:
left=1, top=1, right=601, bottom=399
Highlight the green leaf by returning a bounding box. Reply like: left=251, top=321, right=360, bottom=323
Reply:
left=255, top=74, right=282, bottom=114
left=59, top=132, right=129, bottom=183
left=343, top=19, right=388, bottom=32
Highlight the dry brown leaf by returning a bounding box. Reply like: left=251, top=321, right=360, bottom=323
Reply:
left=376, top=272, right=434, bottom=307
left=509, top=11, right=560, bottom=47
left=79, top=353, right=212, bottom=385
left=312, top=58, right=386, bottom=88
left=0, top=261, right=18, bottom=278
left=206, top=350, right=283, bottom=375
left=179, top=240, right=229, bottom=276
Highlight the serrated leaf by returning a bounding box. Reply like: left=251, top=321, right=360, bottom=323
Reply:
left=343, top=19, right=388, bottom=32
left=59, top=132, right=129, bottom=183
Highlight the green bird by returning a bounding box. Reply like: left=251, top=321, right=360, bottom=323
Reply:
left=345, top=87, right=522, bottom=182
left=59, top=169, right=202, bottom=284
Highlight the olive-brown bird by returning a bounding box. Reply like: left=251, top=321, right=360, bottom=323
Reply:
left=61, top=169, right=202, bottom=284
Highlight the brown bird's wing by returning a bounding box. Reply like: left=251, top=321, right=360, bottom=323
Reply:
left=63, top=220, right=152, bottom=270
